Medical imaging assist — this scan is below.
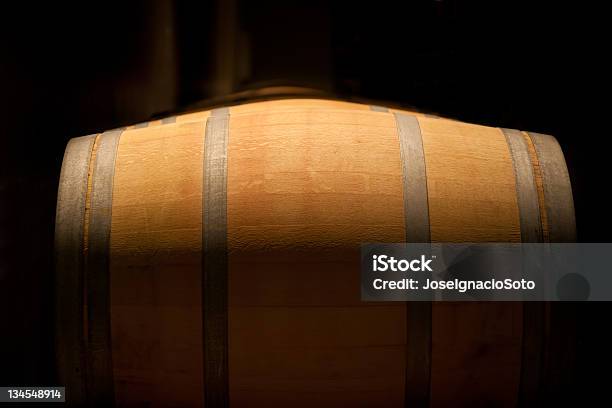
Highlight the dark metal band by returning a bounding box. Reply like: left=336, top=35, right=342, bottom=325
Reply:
left=161, top=116, right=177, bottom=124
left=527, top=132, right=576, bottom=243
left=85, top=129, right=123, bottom=407
left=55, top=134, right=97, bottom=406
left=502, top=129, right=543, bottom=243
left=133, top=122, right=148, bottom=129
left=502, top=128, right=546, bottom=406
left=528, top=132, right=577, bottom=405
left=202, top=107, right=230, bottom=407
left=395, top=113, right=431, bottom=243
left=370, top=105, right=389, bottom=112
left=394, top=113, right=432, bottom=408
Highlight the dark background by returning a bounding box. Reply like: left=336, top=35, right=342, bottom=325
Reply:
left=1, top=0, right=609, bottom=404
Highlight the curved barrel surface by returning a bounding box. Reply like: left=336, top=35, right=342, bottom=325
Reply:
left=55, top=98, right=575, bottom=407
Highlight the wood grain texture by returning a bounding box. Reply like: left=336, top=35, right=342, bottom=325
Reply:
left=420, top=118, right=523, bottom=408
left=109, top=123, right=205, bottom=407
left=226, top=109, right=407, bottom=407
left=420, top=119, right=521, bottom=243
left=54, top=98, right=577, bottom=407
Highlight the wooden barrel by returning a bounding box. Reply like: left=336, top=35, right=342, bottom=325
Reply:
left=55, top=99, right=575, bottom=407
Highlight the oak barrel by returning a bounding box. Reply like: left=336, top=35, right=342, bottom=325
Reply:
left=55, top=98, right=576, bottom=407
